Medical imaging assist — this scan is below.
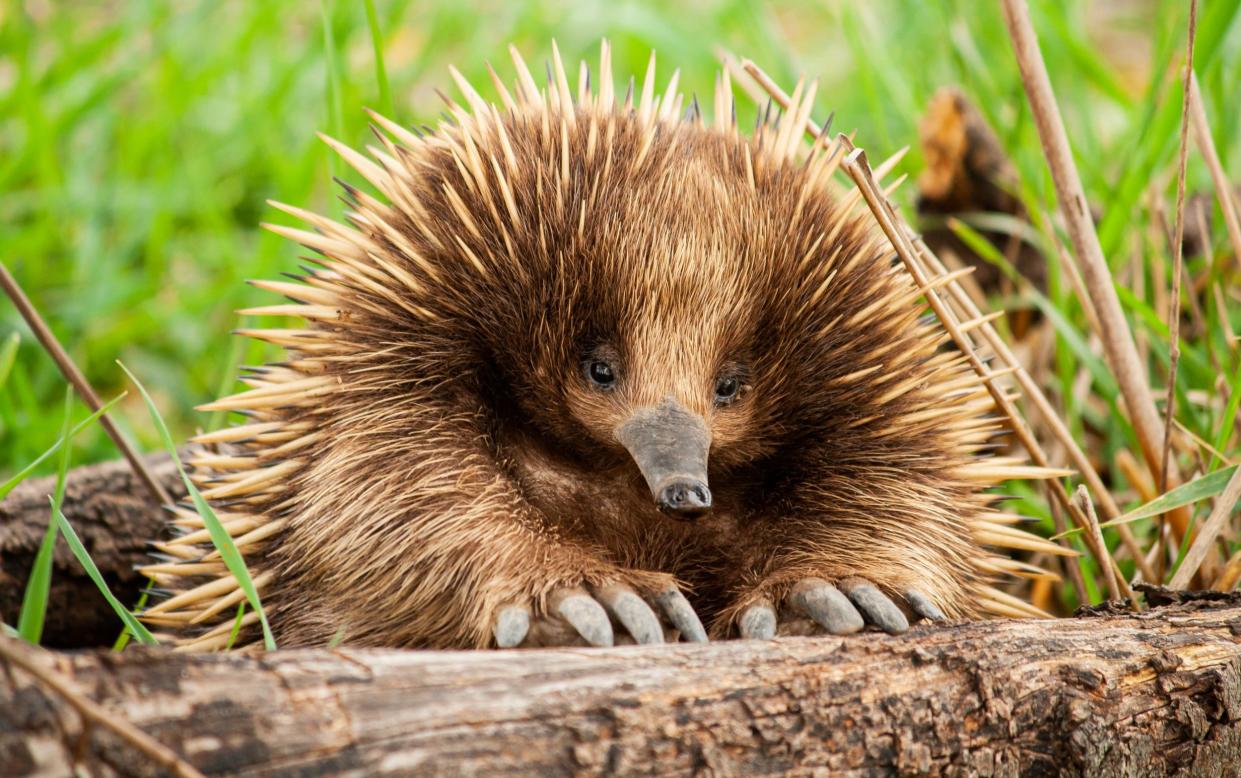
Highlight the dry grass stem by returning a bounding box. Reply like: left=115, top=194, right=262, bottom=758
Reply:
left=1000, top=0, right=1194, bottom=574
left=0, top=262, right=172, bottom=505
left=1156, top=0, right=1196, bottom=518
left=0, top=637, right=205, bottom=778
left=1187, top=73, right=1241, bottom=273
left=1168, top=464, right=1241, bottom=590
left=1159, top=0, right=1198, bottom=579
left=1075, top=485, right=1121, bottom=598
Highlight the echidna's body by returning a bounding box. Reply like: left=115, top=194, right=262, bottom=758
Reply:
left=142, top=44, right=1062, bottom=651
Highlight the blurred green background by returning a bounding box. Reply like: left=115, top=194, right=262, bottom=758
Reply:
left=1, top=0, right=1237, bottom=480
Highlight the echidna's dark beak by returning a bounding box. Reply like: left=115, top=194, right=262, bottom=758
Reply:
left=615, top=399, right=712, bottom=521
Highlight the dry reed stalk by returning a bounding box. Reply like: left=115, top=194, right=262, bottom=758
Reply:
left=999, top=0, right=1195, bottom=576
left=1076, top=485, right=1119, bottom=598
left=0, top=263, right=172, bottom=505
left=1159, top=0, right=1198, bottom=582
left=1188, top=72, right=1241, bottom=274
left=0, top=637, right=204, bottom=778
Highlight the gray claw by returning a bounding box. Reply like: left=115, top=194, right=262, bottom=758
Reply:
left=553, top=589, right=614, bottom=647
left=738, top=600, right=777, bottom=639
left=655, top=588, right=708, bottom=643
left=791, top=578, right=864, bottom=635
left=595, top=585, right=663, bottom=645
left=904, top=589, right=946, bottom=622
left=844, top=581, right=909, bottom=634
left=494, top=605, right=530, bottom=648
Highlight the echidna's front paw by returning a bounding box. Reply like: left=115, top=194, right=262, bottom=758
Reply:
left=737, top=577, right=945, bottom=639
left=492, top=583, right=707, bottom=648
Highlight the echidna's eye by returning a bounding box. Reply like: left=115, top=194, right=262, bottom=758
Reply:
left=714, top=376, right=741, bottom=405
left=587, top=360, right=616, bottom=389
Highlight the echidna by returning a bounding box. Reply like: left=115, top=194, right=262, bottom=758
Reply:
left=140, top=42, right=1066, bottom=651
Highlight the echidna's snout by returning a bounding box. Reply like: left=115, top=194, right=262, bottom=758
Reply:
left=614, top=398, right=712, bottom=521
left=655, top=478, right=711, bottom=518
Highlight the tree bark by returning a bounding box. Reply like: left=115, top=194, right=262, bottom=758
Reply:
left=3, top=593, right=1240, bottom=777
left=0, top=454, right=183, bottom=648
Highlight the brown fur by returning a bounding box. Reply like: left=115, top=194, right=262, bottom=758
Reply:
left=141, top=44, right=1061, bottom=650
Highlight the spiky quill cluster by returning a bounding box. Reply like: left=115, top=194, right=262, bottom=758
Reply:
left=139, top=42, right=1069, bottom=651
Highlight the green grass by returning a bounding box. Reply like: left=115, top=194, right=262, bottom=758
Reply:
left=15, top=388, right=71, bottom=643
left=1, top=0, right=1239, bottom=620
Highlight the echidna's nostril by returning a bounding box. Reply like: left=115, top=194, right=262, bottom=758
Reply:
left=657, top=479, right=712, bottom=519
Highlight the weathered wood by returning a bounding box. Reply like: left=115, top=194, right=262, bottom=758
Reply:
left=3, top=595, right=1240, bottom=776
left=0, top=454, right=183, bottom=648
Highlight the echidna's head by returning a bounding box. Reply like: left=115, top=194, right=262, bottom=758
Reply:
left=543, top=198, right=761, bottom=520
left=299, top=56, right=905, bottom=526
left=439, top=114, right=881, bottom=523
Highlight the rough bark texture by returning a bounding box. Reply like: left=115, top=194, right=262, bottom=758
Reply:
left=3, top=596, right=1240, bottom=777
left=0, top=454, right=183, bottom=648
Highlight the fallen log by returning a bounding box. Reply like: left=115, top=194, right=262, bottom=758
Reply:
left=3, top=594, right=1240, bottom=776
left=0, top=454, right=182, bottom=648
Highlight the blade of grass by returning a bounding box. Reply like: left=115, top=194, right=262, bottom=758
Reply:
left=363, top=0, right=393, bottom=118
left=224, top=602, right=248, bottom=651
left=16, top=388, right=73, bottom=644
left=0, top=331, right=19, bottom=387
left=112, top=587, right=152, bottom=653
left=1055, top=464, right=1240, bottom=535
left=1168, top=464, right=1241, bottom=589
left=118, top=362, right=276, bottom=650
left=51, top=498, right=158, bottom=645
left=1210, top=359, right=1241, bottom=469
left=0, top=392, right=127, bottom=501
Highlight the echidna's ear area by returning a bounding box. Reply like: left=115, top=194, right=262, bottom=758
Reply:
left=140, top=40, right=1064, bottom=649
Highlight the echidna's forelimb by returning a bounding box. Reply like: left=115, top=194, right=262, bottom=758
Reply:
left=493, top=606, right=532, bottom=648
left=904, top=589, right=948, bottom=622
left=738, top=578, right=945, bottom=638
left=738, top=600, right=778, bottom=640
left=653, top=588, right=709, bottom=643
left=840, top=579, right=910, bottom=634
left=790, top=578, right=865, bottom=635
left=594, top=584, right=664, bottom=645
left=497, top=583, right=707, bottom=647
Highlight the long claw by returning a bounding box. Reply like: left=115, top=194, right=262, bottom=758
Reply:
left=552, top=588, right=614, bottom=647
left=738, top=600, right=777, bottom=639
left=594, top=585, right=663, bottom=645
left=904, top=589, right=946, bottom=622
left=843, top=581, right=909, bottom=634
left=655, top=587, right=708, bottom=643
left=791, top=578, right=864, bottom=635
left=493, top=605, right=530, bottom=648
